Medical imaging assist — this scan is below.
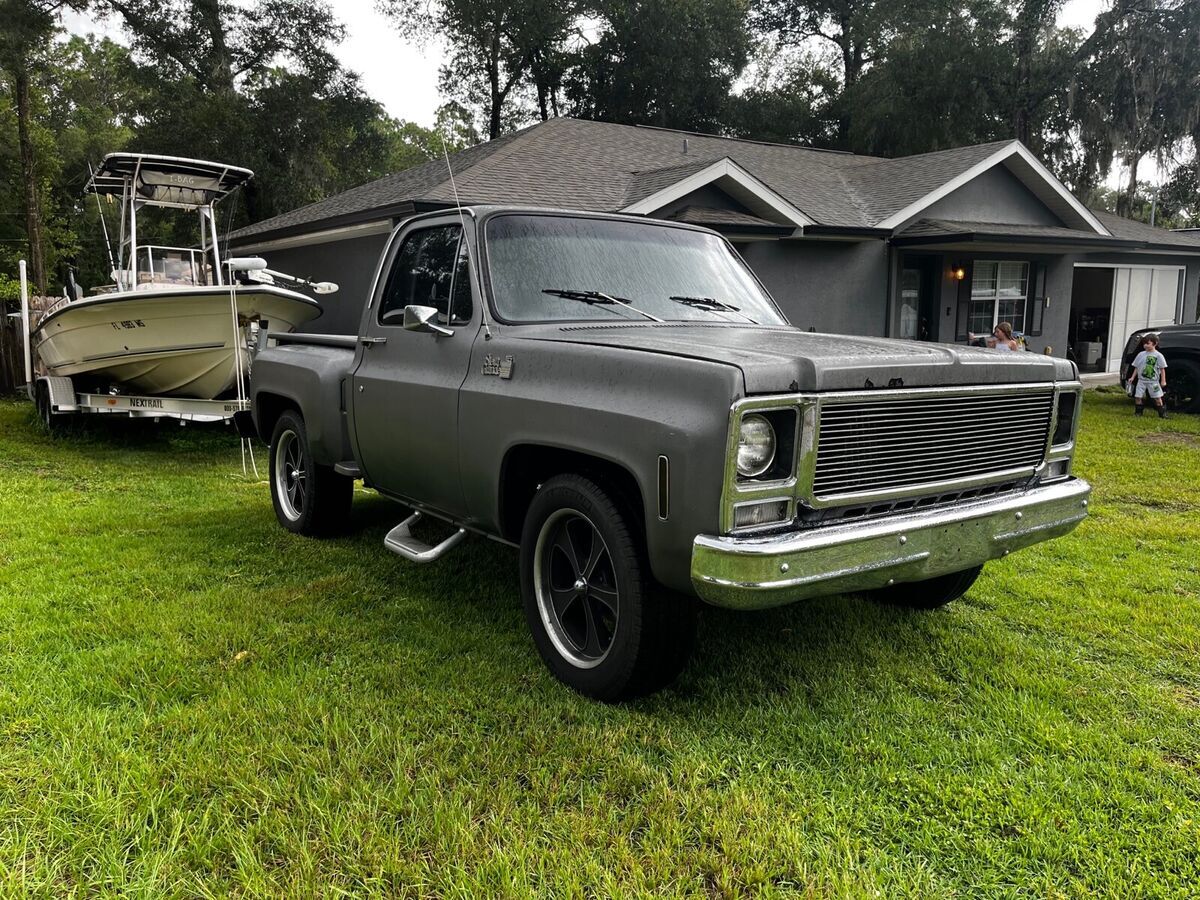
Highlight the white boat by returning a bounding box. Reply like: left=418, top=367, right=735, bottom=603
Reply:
left=32, top=153, right=324, bottom=400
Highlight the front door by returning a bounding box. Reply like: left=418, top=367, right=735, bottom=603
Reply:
left=899, top=259, right=936, bottom=341
left=351, top=219, right=479, bottom=518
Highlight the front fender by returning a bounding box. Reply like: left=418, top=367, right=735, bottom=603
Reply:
left=458, top=337, right=743, bottom=595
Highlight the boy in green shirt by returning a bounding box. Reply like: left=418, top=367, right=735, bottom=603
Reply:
left=1125, top=334, right=1168, bottom=419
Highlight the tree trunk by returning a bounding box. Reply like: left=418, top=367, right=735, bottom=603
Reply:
left=1012, top=36, right=1032, bottom=144
left=1117, top=154, right=1140, bottom=218
left=487, top=32, right=503, bottom=139
left=836, top=18, right=863, bottom=147
left=14, top=62, right=46, bottom=297
left=193, top=0, right=235, bottom=94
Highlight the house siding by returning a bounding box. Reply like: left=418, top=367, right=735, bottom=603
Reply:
left=252, top=233, right=392, bottom=335
left=740, top=239, right=890, bottom=335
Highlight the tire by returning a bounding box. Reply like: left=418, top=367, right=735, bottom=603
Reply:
left=867, top=565, right=984, bottom=610
left=34, top=382, right=64, bottom=435
left=519, top=474, right=697, bottom=701
left=268, top=409, right=352, bottom=536
left=1166, top=358, right=1200, bottom=413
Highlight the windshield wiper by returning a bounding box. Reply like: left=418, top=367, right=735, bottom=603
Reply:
left=668, top=295, right=758, bottom=325
left=542, top=288, right=663, bottom=322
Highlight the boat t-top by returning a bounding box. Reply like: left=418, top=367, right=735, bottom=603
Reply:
left=31, top=153, right=326, bottom=404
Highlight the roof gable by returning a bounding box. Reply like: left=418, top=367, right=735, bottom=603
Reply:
left=862, top=141, right=1108, bottom=235
left=620, top=157, right=812, bottom=228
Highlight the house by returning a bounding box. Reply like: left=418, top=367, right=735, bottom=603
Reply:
left=228, top=117, right=1200, bottom=373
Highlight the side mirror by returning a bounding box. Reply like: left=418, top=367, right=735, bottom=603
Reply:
left=401, top=304, right=453, bottom=336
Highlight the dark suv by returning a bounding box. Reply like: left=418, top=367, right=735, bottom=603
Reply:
left=1120, top=323, right=1200, bottom=413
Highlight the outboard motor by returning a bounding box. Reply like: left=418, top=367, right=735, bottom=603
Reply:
left=63, top=266, right=81, bottom=302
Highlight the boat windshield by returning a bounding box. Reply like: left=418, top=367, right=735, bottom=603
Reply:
left=136, top=246, right=213, bottom=290
left=484, top=214, right=787, bottom=325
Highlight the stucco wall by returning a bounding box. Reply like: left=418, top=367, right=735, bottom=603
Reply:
left=905, top=165, right=1066, bottom=229
left=739, top=239, right=890, bottom=335
left=247, top=232, right=393, bottom=335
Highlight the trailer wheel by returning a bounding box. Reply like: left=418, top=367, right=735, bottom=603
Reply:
left=34, top=382, right=63, bottom=435
left=269, top=409, right=352, bottom=536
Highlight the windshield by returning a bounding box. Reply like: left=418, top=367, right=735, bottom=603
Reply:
left=484, top=214, right=788, bottom=325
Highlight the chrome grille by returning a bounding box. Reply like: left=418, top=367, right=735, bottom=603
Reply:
left=812, top=388, right=1053, bottom=501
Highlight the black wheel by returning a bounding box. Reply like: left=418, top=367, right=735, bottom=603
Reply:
left=34, top=383, right=64, bottom=435
left=520, top=474, right=697, bottom=701
left=868, top=565, right=983, bottom=610
left=269, top=409, right=352, bottom=536
left=1166, top=359, right=1200, bottom=413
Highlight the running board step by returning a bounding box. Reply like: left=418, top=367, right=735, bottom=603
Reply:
left=333, top=460, right=362, bottom=478
left=383, top=512, right=467, bottom=563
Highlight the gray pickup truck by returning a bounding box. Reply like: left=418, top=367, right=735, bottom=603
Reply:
left=247, top=206, right=1090, bottom=699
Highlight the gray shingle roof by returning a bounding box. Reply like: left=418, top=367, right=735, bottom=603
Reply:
left=667, top=205, right=789, bottom=229
left=230, top=118, right=881, bottom=241
left=896, top=218, right=1128, bottom=244
left=1090, top=209, right=1200, bottom=249
left=228, top=117, right=1199, bottom=257
left=624, top=159, right=720, bottom=206
left=839, top=141, right=1015, bottom=223
left=229, top=125, right=532, bottom=240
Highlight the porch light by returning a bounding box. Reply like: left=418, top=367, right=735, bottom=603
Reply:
left=952, top=266, right=966, bottom=281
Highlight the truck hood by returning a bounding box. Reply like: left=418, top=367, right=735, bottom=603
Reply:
left=517, top=323, right=1075, bottom=393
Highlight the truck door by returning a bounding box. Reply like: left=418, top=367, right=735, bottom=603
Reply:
left=351, top=219, right=478, bottom=517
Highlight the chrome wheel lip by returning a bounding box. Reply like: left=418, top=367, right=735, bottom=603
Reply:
left=533, top=507, right=619, bottom=670
left=274, top=428, right=305, bottom=522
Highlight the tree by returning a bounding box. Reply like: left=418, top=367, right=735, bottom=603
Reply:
left=840, top=2, right=1013, bottom=156
left=0, top=0, right=88, bottom=295
left=92, top=0, right=431, bottom=226
left=564, top=0, right=751, bottom=132
left=724, top=44, right=839, bottom=145
left=379, top=0, right=578, bottom=140
left=1072, top=0, right=1200, bottom=215
left=751, top=0, right=920, bottom=145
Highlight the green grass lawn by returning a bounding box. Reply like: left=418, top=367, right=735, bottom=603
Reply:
left=0, top=391, right=1197, bottom=897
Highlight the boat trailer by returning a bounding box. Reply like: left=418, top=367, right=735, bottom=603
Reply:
left=16, top=259, right=248, bottom=427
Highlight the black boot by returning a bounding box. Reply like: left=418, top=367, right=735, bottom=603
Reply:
left=1135, top=406, right=1144, bottom=416
left=1158, top=407, right=1169, bottom=419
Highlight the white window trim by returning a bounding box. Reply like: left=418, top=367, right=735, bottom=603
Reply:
left=970, top=259, right=1030, bottom=331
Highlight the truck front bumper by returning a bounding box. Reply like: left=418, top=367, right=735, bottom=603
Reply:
left=691, top=477, right=1091, bottom=610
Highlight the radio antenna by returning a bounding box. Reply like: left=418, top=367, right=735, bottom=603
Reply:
left=441, top=133, right=492, bottom=340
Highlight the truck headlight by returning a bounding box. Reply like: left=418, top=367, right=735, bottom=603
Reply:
left=737, top=414, right=776, bottom=477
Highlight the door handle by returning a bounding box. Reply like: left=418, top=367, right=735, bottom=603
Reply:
left=360, top=336, right=387, bottom=345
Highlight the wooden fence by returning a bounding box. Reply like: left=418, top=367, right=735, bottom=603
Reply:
left=0, top=295, right=49, bottom=396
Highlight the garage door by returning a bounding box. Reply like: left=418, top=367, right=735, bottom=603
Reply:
left=1105, top=267, right=1183, bottom=371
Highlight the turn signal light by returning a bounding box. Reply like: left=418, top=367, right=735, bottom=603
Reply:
left=733, top=499, right=790, bottom=530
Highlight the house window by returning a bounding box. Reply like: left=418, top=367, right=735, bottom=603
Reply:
left=968, top=261, right=1028, bottom=334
